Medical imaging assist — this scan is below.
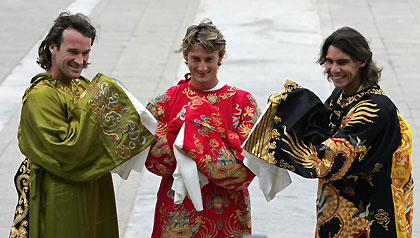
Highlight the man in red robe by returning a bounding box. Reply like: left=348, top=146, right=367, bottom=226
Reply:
left=145, top=19, right=260, bottom=237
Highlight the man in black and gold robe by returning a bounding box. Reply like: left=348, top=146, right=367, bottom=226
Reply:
left=243, top=27, right=413, bottom=237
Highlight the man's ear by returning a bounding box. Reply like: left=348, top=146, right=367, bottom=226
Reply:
left=183, top=53, right=188, bottom=61
left=219, top=51, right=225, bottom=59
left=360, top=61, right=367, bottom=68
left=49, top=42, right=56, bottom=53
left=218, top=51, right=225, bottom=65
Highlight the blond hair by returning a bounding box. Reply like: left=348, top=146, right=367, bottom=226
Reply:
left=176, top=18, right=226, bottom=58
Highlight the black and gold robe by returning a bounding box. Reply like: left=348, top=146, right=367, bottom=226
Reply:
left=243, top=81, right=413, bottom=237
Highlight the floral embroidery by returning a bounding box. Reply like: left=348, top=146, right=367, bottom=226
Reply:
left=86, top=75, right=148, bottom=159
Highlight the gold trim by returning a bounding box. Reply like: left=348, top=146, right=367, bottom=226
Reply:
left=10, top=158, right=30, bottom=238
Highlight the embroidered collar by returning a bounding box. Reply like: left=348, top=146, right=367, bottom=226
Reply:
left=337, top=85, right=384, bottom=108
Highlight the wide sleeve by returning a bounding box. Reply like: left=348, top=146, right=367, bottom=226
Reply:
left=243, top=80, right=401, bottom=181
left=167, top=96, right=256, bottom=191
left=145, top=90, right=177, bottom=177
left=234, top=91, right=261, bottom=145
left=18, top=74, right=156, bottom=182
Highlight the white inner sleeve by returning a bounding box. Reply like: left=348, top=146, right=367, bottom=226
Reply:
left=172, top=124, right=209, bottom=211
left=111, top=82, right=158, bottom=179
left=241, top=102, right=292, bottom=201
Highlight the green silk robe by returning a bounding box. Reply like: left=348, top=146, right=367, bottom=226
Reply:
left=12, top=73, right=155, bottom=238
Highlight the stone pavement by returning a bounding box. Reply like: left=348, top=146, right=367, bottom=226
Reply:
left=0, top=0, right=419, bottom=237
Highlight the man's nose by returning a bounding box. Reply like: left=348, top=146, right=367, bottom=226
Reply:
left=74, top=54, right=83, bottom=65
left=198, top=62, right=208, bottom=72
left=330, top=63, right=340, bottom=73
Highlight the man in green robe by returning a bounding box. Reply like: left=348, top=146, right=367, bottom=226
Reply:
left=9, top=12, right=156, bottom=238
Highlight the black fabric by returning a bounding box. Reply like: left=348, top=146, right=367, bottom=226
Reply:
left=244, top=81, right=405, bottom=237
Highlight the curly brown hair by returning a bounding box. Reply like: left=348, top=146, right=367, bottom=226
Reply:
left=37, top=12, right=96, bottom=70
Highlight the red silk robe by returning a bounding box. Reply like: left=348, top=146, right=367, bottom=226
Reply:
left=146, top=74, right=260, bottom=237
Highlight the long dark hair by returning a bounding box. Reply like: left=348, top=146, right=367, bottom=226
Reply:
left=37, top=12, right=96, bottom=70
left=317, top=27, right=381, bottom=86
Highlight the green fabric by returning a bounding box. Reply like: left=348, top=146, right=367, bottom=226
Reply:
left=18, top=73, right=155, bottom=238
left=356, top=82, right=368, bottom=93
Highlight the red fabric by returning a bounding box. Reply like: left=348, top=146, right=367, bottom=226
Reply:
left=145, top=76, right=260, bottom=237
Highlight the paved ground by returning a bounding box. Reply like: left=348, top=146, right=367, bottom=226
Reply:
left=0, top=0, right=419, bottom=237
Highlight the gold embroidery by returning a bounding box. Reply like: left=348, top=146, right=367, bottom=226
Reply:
left=206, top=93, right=217, bottom=104
left=10, top=158, right=30, bottom=238
left=211, top=112, right=223, bottom=126
left=150, top=134, right=175, bottom=164
left=242, top=80, right=303, bottom=165
left=237, top=122, right=253, bottom=138
left=202, top=154, right=212, bottom=163
left=195, top=146, right=248, bottom=189
left=337, top=88, right=385, bottom=108
left=209, top=139, right=219, bottom=148
left=266, top=151, right=276, bottom=165
left=280, top=80, right=304, bottom=94
left=161, top=205, right=202, bottom=238
left=146, top=158, right=173, bottom=177
left=189, top=97, right=204, bottom=109
left=242, top=98, right=279, bottom=164
left=391, top=114, right=413, bottom=237
left=340, top=100, right=379, bottom=129
left=245, top=106, right=259, bottom=123
left=193, top=217, right=218, bottom=237
left=279, top=159, right=296, bottom=172
left=156, top=123, right=168, bottom=138
left=146, top=90, right=169, bottom=119
left=316, top=182, right=370, bottom=237
left=216, top=126, right=226, bottom=138
left=280, top=126, right=368, bottom=180
left=187, top=134, right=204, bottom=158
left=324, top=137, right=368, bottom=180
left=219, top=87, right=237, bottom=99
left=114, top=144, right=131, bottom=159
left=403, top=178, right=414, bottom=236
left=268, top=93, right=288, bottom=105
left=182, top=87, right=198, bottom=100
left=343, top=186, right=355, bottom=197
left=271, top=128, right=280, bottom=140
left=56, top=78, right=85, bottom=99
left=228, top=131, right=240, bottom=140
left=375, top=209, right=390, bottom=231
left=360, top=163, right=382, bottom=186
left=223, top=212, right=251, bottom=237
